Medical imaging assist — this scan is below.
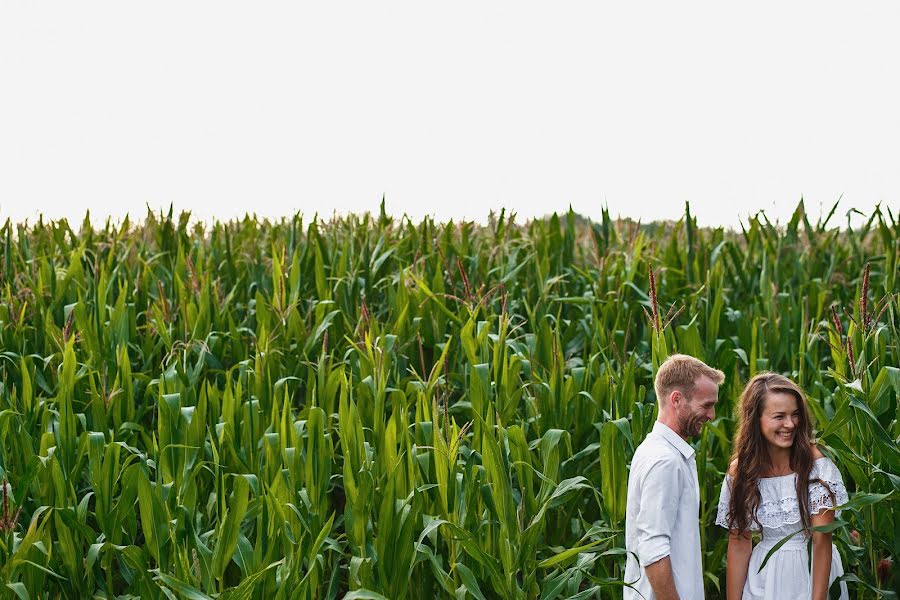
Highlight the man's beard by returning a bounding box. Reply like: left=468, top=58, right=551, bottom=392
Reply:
left=678, top=413, right=704, bottom=438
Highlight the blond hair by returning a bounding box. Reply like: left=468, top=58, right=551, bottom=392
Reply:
left=654, top=354, right=725, bottom=404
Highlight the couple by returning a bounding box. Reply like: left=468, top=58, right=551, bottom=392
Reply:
left=624, top=355, right=849, bottom=600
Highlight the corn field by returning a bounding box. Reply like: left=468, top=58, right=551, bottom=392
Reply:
left=0, top=201, right=897, bottom=599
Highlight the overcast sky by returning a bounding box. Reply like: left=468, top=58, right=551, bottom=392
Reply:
left=1, top=2, right=898, bottom=228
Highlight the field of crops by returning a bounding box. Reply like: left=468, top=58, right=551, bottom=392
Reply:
left=0, top=202, right=897, bottom=599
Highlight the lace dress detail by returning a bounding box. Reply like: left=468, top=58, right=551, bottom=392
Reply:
left=715, top=456, right=850, bottom=600
left=716, top=456, right=849, bottom=530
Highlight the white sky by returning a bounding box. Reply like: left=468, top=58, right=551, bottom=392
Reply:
left=1, top=2, right=898, bottom=229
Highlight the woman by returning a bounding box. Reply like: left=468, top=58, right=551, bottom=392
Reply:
left=716, top=373, right=849, bottom=600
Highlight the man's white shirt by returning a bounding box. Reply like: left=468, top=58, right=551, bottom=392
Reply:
left=624, top=421, right=704, bottom=600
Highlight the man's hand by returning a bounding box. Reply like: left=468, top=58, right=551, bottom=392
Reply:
left=644, top=556, right=680, bottom=600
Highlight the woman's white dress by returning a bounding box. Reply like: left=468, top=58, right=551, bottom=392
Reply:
left=716, top=456, right=850, bottom=600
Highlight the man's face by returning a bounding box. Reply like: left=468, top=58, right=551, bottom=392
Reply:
left=676, top=376, right=719, bottom=438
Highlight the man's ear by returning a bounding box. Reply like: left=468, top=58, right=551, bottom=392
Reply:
left=669, top=390, right=682, bottom=408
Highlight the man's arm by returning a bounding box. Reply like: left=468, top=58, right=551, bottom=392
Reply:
left=645, top=557, right=680, bottom=600
left=634, top=458, right=682, bottom=598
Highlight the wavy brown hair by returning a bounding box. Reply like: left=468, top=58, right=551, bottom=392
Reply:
left=727, top=373, right=830, bottom=533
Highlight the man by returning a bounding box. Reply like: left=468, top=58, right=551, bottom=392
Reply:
left=624, top=354, right=725, bottom=600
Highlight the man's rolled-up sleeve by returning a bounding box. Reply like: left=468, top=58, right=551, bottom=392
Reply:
left=634, top=458, right=682, bottom=566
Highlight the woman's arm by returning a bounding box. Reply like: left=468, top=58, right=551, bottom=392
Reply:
left=810, top=507, right=835, bottom=600
left=726, top=529, right=752, bottom=600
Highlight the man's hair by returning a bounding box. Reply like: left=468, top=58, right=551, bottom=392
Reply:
left=654, top=354, right=725, bottom=404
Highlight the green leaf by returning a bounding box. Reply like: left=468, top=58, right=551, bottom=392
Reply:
left=155, top=572, right=214, bottom=600
left=538, top=538, right=603, bottom=568
left=343, top=590, right=391, bottom=600
left=211, top=474, right=250, bottom=579
left=599, top=421, right=627, bottom=524
left=456, top=563, right=487, bottom=600
left=6, top=583, right=30, bottom=600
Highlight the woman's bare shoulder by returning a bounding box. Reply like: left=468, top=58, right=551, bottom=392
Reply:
left=727, top=459, right=738, bottom=477
left=810, top=444, right=825, bottom=459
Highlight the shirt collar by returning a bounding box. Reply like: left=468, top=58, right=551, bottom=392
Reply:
left=653, top=421, right=695, bottom=460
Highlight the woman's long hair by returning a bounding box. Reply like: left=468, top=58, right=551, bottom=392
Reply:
left=727, top=373, right=825, bottom=532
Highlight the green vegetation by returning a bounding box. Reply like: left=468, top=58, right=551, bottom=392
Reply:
left=0, top=202, right=897, bottom=598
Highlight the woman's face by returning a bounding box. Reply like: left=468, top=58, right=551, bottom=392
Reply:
left=759, top=392, right=801, bottom=449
